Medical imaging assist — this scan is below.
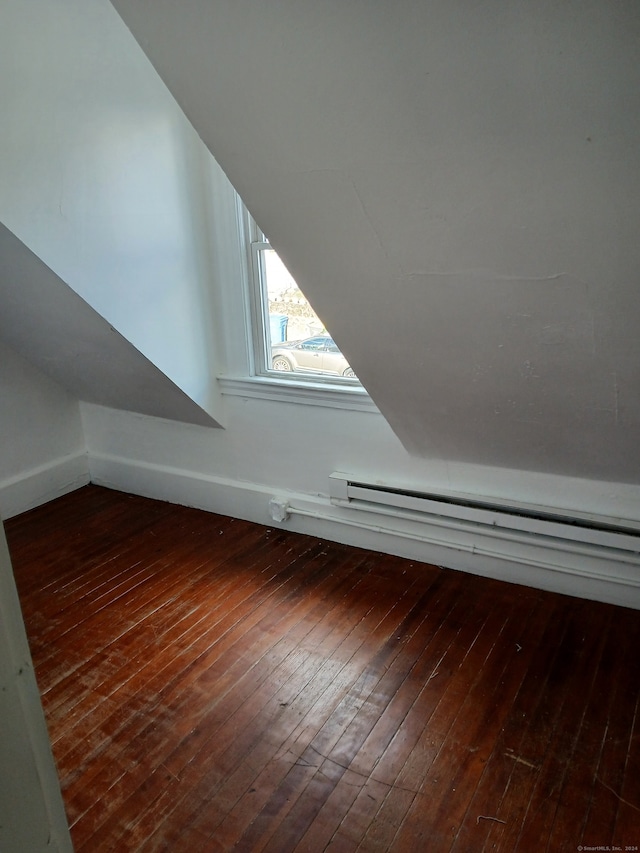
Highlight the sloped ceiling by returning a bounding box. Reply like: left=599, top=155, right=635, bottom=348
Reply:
left=0, top=0, right=225, bottom=431
left=111, top=0, right=640, bottom=483
left=0, top=224, right=217, bottom=428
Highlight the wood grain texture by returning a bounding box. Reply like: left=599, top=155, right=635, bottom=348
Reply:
left=6, top=485, right=640, bottom=852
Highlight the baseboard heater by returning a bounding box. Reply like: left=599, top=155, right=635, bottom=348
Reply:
left=329, top=472, right=640, bottom=556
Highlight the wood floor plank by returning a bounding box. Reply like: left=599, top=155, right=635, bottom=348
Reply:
left=49, top=532, right=306, bottom=775
left=65, top=537, right=333, bottom=839
left=136, top=553, right=392, bottom=851
left=293, top=573, right=494, bottom=852
left=24, top=512, right=247, bottom=666
left=384, top=590, right=539, bottom=850
left=491, top=599, right=613, bottom=852
left=5, top=484, right=640, bottom=853
left=193, top=561, right=444, bottom=853
left=447, top=591, right=564, bottom=853
left=545, top=608, right=638, bottom=851
left=43, top=523, right=288, bottom=735
left=611, top=688, right=640, bottom=847
left=80, top=549, right=374, bottom=852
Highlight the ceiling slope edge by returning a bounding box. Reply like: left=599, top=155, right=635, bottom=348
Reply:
left=0, top=223, right=220, bottom=430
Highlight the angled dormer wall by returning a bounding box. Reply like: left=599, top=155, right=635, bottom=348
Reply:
left=0, top=0, right=228, bottom=427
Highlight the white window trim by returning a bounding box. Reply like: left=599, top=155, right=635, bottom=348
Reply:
left=215, top=192, right=377, bottom=412
left=217, top=375, right=379, bottom=411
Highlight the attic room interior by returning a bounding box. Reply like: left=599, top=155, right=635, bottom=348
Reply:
left=0, top=1, right=638, bottom=851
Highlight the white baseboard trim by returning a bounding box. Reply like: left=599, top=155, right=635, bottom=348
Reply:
left=0, top=451, right=90, bottom=520
left=89, top=451, right=640, bottom=610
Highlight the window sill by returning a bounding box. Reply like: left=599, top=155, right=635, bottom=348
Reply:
left=218, top=375, right=380, bottom=412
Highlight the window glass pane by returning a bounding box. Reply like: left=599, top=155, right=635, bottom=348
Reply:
left=263, top=250, right=324, bottom=343
left=300, top=338, right=326, bottom=350
left=260, top=247, right=359, bottom=383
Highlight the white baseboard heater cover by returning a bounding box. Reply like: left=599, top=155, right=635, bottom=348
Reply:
left=329, top=472, right=640, bottom=556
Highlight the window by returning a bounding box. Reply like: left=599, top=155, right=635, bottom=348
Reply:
left=247, top=217, right=360, bottom=386
left=213, top=188, right=374, bottom=411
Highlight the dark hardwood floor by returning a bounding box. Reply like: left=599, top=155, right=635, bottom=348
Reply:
left=5, top=485, right=640, bottom=852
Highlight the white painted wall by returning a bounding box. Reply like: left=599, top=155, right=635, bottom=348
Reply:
left=82, top=400, right=640, bottom=534
left=0, top=338, right=88, bottom=519
left=83, top=401, right=640, bottom=608
left=111, top=0, right=640, bottom=485
left=0, top=524, right=73, bottom=852
left=0, top=0, right=227, bottom=423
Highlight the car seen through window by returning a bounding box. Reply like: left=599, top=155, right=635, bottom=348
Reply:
left=271, top=335, right=356, bottom=379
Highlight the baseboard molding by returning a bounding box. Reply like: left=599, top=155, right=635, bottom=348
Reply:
left=89, top=451, right=640, bottom=610
left=0, top=451, right=90, bottom=520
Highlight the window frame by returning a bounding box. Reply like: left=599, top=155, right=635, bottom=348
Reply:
left=213, top=190, right=377, bottom=411
left=248, top=228, right=361, bottom=388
